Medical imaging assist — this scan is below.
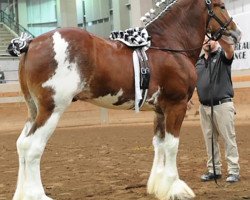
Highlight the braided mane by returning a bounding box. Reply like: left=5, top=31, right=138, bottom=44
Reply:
left=141, top=0, right=177, bottom=27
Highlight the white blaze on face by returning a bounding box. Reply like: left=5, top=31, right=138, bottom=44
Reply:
left=42, top=32, right=84, bottom=110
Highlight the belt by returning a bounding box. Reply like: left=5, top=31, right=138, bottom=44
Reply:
left=201, top=98, right=233, bottom=106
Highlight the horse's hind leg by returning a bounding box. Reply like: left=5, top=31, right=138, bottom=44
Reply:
left=22, top=112, right=60, bottom=200
left=13, top=120, right=34, bottom=200
left=13, top=88, right=37, bottom=200
left=148, top=101, right=195, bottom=200
left=13, top=93, right=70, bottom=200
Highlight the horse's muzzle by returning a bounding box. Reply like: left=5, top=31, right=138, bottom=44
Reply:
left=230, top=28, right=242, bottom=44
left=222, top=28, right=242, bottom=45
left=228, top=28, right=242, bottom=44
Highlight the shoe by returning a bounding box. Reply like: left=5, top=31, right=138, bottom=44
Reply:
left=201, top=172, right=222, bottom=181
left=226, top=174, right=240, bottom=183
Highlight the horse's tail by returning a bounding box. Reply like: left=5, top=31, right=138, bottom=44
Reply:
left=7, top=32, right=33, bottom=57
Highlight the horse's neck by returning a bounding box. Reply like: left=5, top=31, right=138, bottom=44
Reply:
left=147, top=0, right=207, bottom=63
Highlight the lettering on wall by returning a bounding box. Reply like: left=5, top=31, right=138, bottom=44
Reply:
left=234, top=41, right=250, bottom=60
left=232, top=12, right=250, bottom=70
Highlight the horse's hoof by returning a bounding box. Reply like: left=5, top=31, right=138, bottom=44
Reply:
left=167, top=179, right=195, bottom=200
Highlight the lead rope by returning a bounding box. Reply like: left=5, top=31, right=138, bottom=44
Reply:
left=208, top=45, right=219, bottom=185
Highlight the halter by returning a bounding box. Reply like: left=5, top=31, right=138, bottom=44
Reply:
left=205, top=0, right=233, bottom=41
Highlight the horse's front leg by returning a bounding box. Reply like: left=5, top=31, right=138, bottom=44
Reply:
left=147, top=110, right=166, bottom=194
left=148, top=101, right=195, bottom=200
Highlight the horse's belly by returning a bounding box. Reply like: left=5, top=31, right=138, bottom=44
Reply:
left=88, top=99, right=155, bottom=112
left=87, top=94, right=134, bottom=110
left=85, top=89, right=155, bottom=111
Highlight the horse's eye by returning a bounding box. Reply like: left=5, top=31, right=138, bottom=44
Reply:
left=221, top=6, right=225, bottom=9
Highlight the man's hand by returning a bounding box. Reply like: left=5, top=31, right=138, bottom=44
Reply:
left=218, top=38, right=235, bottom=60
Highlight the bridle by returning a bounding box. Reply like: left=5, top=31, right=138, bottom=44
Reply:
left=205, top=0, right=233, bottom=41
left=149, top=0, right=233, bottom=54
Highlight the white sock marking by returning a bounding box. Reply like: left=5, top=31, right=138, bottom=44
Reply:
left=148, top=133, right=195, bottom=200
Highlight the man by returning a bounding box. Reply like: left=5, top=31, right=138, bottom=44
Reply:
left=196, top=36, right=240, bottom=182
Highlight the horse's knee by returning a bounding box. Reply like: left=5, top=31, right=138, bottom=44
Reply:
left=16, top=122, right=33, bottom=153
left=16, top=136, right=28, bottom=156
left=16, top=135, right=31, bottom=152
left=16, top=136, right=44, bottom=163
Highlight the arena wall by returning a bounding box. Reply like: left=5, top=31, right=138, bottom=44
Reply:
left=0, top=75, right=250, bottom=131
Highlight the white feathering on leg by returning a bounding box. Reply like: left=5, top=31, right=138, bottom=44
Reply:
left=147, top=136, right=165, bottom=194
left=149, top=133, right=195, bottom=200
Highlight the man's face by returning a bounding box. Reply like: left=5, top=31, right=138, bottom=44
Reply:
left=203, top=37, right=218, bottom=52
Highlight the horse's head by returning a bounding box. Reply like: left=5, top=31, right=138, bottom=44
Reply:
left=205, top=0, right=242, bottom=45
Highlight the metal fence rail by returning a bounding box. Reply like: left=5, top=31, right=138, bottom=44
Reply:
left=0, top=10, right=34, bottom=37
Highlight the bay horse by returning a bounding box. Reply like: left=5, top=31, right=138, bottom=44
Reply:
left=11, top=0, right=241, bottom=200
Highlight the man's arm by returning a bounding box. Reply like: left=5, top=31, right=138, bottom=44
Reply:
left=218, top=39, right=235, bottom=60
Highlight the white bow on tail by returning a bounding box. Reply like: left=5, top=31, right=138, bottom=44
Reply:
left=7, top=32, right=33, bottom=57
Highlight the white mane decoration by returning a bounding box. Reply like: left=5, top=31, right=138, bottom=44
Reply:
left=141, top=0, right=177, bottom=27
left=109, top=27, right=151, bottom=47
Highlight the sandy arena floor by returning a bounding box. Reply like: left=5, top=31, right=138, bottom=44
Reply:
left=0, top=103, right=249, bottom=200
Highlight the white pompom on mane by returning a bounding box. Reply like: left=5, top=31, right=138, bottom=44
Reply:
left=141, top=0, right=177, bottom=27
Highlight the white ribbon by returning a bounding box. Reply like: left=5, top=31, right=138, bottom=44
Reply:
left=133, top=50, right=142, bottom=112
